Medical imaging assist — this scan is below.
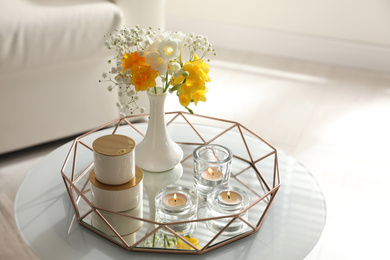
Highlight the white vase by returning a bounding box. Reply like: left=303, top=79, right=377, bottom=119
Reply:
left=135, top=87, right=183, bottom=172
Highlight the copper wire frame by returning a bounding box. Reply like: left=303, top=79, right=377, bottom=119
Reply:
left=60, top=111, right=281, bottom=255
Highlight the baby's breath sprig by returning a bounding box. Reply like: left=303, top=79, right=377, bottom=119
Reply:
left=184, top=33, right=216, bottom=62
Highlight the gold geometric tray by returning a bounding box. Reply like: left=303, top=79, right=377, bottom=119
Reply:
left=60, top=112, right=281, bottom=254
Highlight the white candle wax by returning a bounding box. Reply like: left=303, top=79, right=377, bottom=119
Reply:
left=218, top=191, right=242, bottom=205
left=201, top=167, right=223, bottom=181
left=163, top=192, right=187, bottom=207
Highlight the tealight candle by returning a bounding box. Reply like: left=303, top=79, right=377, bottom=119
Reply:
left=206, top=186, right=249, bottom=236
left=202, top=167, right=223, bottom=181
left=193, top=144, right=233, bottom=194
left=218, top=191, right=242, bottom=206
left=155, top=186, right=197, bottom=235
left=164, top=192, right=187, bottom=207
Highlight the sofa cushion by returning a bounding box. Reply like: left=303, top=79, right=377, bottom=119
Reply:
left=0, top=0, right=123, bottom=74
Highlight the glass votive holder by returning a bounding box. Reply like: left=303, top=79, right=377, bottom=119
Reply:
left=155, top=185, right=197, bottom=236
left=206, top=185, right=250, bottom=236
left=193, top=144, right=233, bottom=194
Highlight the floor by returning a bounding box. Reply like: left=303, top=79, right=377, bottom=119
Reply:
left=1, top=47, right=389, bottom=259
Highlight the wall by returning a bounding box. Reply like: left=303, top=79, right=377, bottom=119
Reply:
left=165, top=0, right=390, bottom=72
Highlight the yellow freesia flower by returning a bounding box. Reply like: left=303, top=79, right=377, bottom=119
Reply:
left=121, top=51, right=147, bottom=72
left=175, top=236, right=202, bottom=250
left=171, top=55, right=210, bottom=86
left=130, top=65, right=159, bottom=92
left=171, top=54, right=210, bottom=107
left=178, top=92, right=191, bottom=107
left=189, top=56, right=210, bottom=81
left=192, top=87, right=209, bottom=105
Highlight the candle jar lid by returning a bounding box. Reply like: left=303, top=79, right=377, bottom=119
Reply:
left=93, top=134, right=135, bottom=156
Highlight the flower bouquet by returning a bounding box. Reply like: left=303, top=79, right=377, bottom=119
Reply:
left=100, top=26, right=216, bottom=172
left=100, top=26, right=216, bottom=115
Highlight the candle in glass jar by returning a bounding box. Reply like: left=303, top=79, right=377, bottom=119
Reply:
left=155, top=186, right=197, bottom=235
left=163, top=192, right=187, bottom=207
left=193, top=144, right=233, bottom=194
left=201, top=167, right=223, bottom=181
left=218, top=191, right=242, bottom=205
left=206, top=186, right=249, bottom=235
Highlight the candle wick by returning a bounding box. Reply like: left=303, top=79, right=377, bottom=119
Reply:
left=228, top=195, right=231, bottom=200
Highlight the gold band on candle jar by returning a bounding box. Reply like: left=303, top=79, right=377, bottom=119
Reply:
left=89, top=167, right=143, bottom=191
left=89, top=166, right=143, bottom=211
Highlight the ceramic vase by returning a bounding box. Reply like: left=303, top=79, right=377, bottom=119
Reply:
left=135, top=87, right=183, bottom=172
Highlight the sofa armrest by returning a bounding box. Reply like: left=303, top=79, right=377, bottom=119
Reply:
left=113, top=0, right=165, bottom=29
left=0, top=0, right=123, bottom=75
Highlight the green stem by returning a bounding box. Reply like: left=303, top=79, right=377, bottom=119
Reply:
left=185, top=106, right=194, bottom=114
left=164, top=235, right=170, bottom=248
left=163, top=70, right=169, bottom=93
left=171, top=78, right=186, bottom=92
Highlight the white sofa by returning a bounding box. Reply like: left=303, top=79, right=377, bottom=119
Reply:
left=0, top=0, right=165, bottom=154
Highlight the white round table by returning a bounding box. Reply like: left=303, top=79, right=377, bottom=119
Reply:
left=15, top=123, right=326, bottom=260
